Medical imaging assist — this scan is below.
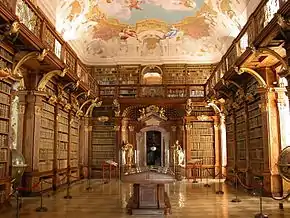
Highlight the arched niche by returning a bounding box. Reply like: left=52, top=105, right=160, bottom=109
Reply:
left=141, top=65, right=163, bottom=85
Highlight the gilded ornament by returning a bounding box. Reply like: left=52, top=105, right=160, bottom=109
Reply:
left=112, top=99, right=121, bottom=117
left=128, top=126, right=134, bottom=132
left=48, top=95, right=58, bottom=105
left=97, top=116, right=109, bottom=122
left=36, top=49, right=49, bottom=62
left=34, top=105, right=42, bottom=115
left=64, top=103, right=72, bottom=111
left=19, top=105, right=25, bottom=115
left=197, top=115, right=210, bottom=121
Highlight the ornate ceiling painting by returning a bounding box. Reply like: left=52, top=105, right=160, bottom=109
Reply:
left=55, top=0, right=252, bottom=65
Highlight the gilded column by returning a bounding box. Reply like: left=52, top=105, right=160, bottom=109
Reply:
left=213, top=116, right=221, bottom=176
left=121, top=118, right=128, bottom=143
left=220, top=113, right=227, bottom=176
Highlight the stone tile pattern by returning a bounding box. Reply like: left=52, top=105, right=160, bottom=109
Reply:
left=2, top=179, right=290, bottom=218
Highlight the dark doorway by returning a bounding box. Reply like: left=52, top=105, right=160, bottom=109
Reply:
left=146, top=131, right=161, bottom=166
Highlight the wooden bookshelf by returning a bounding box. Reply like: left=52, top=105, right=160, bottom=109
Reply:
left=57, top=108, right=69, bottom=170
left=163, top=65, right=186, bottom=84
left=91, top=119, right=116, bottom=171
left=0, top=79, right=11, bottom=205
left=235, top=106, right=246, bottom=169
left=70, top=115, right=79, bottom=169
left=225, top=114, right=235, bottom=177
left=93, top=67, right=118, bottom=85
left=246, top=79, right=263, bottom=174
left=119, top=65, right=139, bottom=85
left=186, top=121, right=214, bottom=177
left=39, top=101, right=54, bottom=173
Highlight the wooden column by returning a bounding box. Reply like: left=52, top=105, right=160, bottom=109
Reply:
left=53, top=102, right=59, bottom=189
left=84, top=117, right=92, bottom=178
left=79, top=117, right=85, bottom=177
left=22, top=91, right=45, bottom=191
left=17, top=91, right=27, bottom=152
left=259, top=87, right=283, bottom=195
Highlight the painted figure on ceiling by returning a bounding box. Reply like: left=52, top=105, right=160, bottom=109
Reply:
left=164, top=26, right=179, bottom=39
left=176, top=0, right=196, bottom=8
left=119, top=26, right=138, bottom=41
left=128, top=0, right=143, bottom=11
left=67, top=0, right=82, bottom=21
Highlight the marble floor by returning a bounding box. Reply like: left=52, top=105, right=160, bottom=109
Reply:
left=2, top=179, right=290, bottom=218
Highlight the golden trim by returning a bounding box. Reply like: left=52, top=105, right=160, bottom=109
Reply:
left=237, top=67, right=267, bottom=88
left=37, top=68, right=67, bottom=91
left=85, top=100, right=102, bottom=117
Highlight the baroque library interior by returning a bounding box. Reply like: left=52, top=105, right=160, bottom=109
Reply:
left=1, top=0, right=290, bottom=217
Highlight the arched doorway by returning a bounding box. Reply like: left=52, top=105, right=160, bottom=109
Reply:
left=136, top=126, right=170, bottom=167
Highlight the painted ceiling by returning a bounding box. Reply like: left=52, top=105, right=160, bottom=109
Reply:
left=53, top=0, right=256, bottom=65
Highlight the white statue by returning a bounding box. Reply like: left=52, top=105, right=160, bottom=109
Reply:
left=174, top=140, right=185, bottom=167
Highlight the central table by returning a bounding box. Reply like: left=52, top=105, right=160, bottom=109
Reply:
left=122, top=168, right=175, bottom=215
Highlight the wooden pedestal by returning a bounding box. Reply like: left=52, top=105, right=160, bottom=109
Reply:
left=126, top=183, right=171, bottom=215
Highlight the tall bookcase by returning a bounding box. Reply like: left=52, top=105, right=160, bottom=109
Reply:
left=70, top=115, right=79, bottom=182
left=235, top=106, right=247, bottom=169
left=246, top=79, right=263, bottom=174
left=187, top=121, right=214, bottom=177
left=0, top=79, right=11, bottom=205
left=225, top=114, right=235, bottom=178
left=57, top=109, right=69, bottom=170
left=91, top=119, right=116, bottom=174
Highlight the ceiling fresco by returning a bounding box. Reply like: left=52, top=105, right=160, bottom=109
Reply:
left=55, top=0, right=254, bottom=65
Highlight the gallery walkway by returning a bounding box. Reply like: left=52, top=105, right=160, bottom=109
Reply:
left=2, top=179, right=290, bottom=218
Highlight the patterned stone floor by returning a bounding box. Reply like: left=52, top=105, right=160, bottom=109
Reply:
left=2, top=179, right=290, bottom=218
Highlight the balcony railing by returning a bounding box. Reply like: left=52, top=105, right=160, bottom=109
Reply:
left=99, top=85, right=205, bottom=99
left=205, top=0, right=288, bottom=97
left=0, top=0, right=97, bottom=95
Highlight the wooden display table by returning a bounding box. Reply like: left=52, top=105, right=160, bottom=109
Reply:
left=187, top=159, right=202, bottom=182
left=102, top=160, right=118, bottom=181
left=122, top=168, right=175, bottom=215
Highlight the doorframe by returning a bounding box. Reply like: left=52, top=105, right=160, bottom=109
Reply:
left=136, top=126, right=170, bottom=167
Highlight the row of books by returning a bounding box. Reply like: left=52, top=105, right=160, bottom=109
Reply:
left=0, top=135, right=8, bottom=147
left=0, top=150, right=7, bottom=161
left=38, top=160, right=53, bottom=172
left=0, top=81, right=11, bottom=94
left=41, top=117, right=54, bottom=129
left=0, top=93, right=10, bottom=105
left=42, top=110, right=54, bottom=121
left=58, top=123, right=68, bottom=133
left=39, top=138, right=54, bottom=149
left=43, top=102, right=55, bottom=113
left=40, top=129, right=54, bottom=140
left=0, top=164, right=7, bottom=178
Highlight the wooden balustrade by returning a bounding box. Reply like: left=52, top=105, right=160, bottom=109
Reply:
left=205, top=0, right=288, bottom=97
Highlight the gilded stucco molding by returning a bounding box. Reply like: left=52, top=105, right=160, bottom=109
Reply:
left=13, top=49, right=48, bottom=80
left=85, top=100, right=102, bottom=117
left=37, top=68, right=67, bottom=91
left=237, top=67, right=267, bottom=88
